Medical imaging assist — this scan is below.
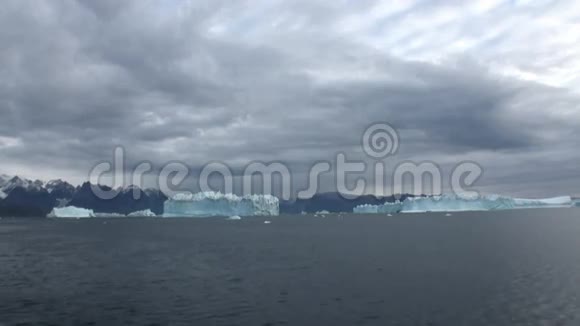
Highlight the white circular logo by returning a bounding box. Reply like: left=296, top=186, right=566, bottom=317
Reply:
left=362, top=123, right=399, bottom=159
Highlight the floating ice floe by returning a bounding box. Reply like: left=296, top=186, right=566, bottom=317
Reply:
left=127, top=209, right=156, bottom=217
left=163, top=192, right=279, bottom=218
left=353, top=194, right=573, bottom=214
left=49, top=207, right=157, bottom=218
left=94, top=212, right=125, bottom=218
left=48, top=206, right=95, bottom=218
left=227, top=215, right=242, bottom=220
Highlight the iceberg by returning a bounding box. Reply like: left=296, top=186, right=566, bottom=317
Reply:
left=354, top=202, right=403, bottom=214
left=163, top=192, right=279, bottom=217
left=94, top=212, right=126, bottom=218
left=48, top=206, right=95, bottom=218
left=62, top=210, right=156, bottom=218
left=127, top=209, right=156, bottom=217
left=354, top=194, right=573, bottom=214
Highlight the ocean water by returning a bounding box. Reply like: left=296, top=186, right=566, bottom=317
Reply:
left=1, top=208, right=580, bottom=325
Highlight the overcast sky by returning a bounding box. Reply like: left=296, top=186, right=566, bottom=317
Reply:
left=0, top=0, right=579, bottom=197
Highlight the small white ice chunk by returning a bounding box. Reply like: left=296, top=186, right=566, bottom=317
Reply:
left=127, top=209, right=156, bottom=217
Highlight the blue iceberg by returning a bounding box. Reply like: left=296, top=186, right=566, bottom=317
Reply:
left=48, top=206, right=95, bottom=218
left=163, top=192, right=279, bottom=217
left=354, top=202, right=403, bottom=214
left=354, top=194, right=573, bottom=214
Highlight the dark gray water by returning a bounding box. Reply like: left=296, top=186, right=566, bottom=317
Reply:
left=1, top=209, right=580, bottom=326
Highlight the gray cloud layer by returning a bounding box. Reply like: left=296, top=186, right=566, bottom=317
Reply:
left=0, top=0, right=579, bottom=196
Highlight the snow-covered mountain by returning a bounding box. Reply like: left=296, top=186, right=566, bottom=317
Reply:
left=0, top=174, right=11, bottom=186
left=0, top=174, right=167, bottom=217
left=45, top=179, right=70, bottom=192
left=0, top=175, right=45, bottom=194
left=0, top=175, right=11, bottom=199
left=0, top=175, right=54, bottom=217
left=0, top=175, right=77, bottom=198
left=45, top=179, right=77, bottom=198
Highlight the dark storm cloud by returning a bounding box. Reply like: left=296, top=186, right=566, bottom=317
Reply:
left=0, top=0, right=579, bottom=195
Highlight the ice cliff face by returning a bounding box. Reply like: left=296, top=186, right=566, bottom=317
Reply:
left=354, top=194, right=573, bottom=214
left=163, top=192, right=279, bottom=217
left=353, top=202, right=403, bottom=214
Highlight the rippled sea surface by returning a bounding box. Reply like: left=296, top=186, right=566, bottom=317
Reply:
left=1, top=208, right=580, bottom=325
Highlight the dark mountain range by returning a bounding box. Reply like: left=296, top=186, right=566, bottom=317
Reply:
left=0, top=176, right=166, bottom=217
left=68, top=183, right=167, bottom=215
left=0, top=186, right=56, bottom=217
left=0, top=176, right=59, bottom=217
